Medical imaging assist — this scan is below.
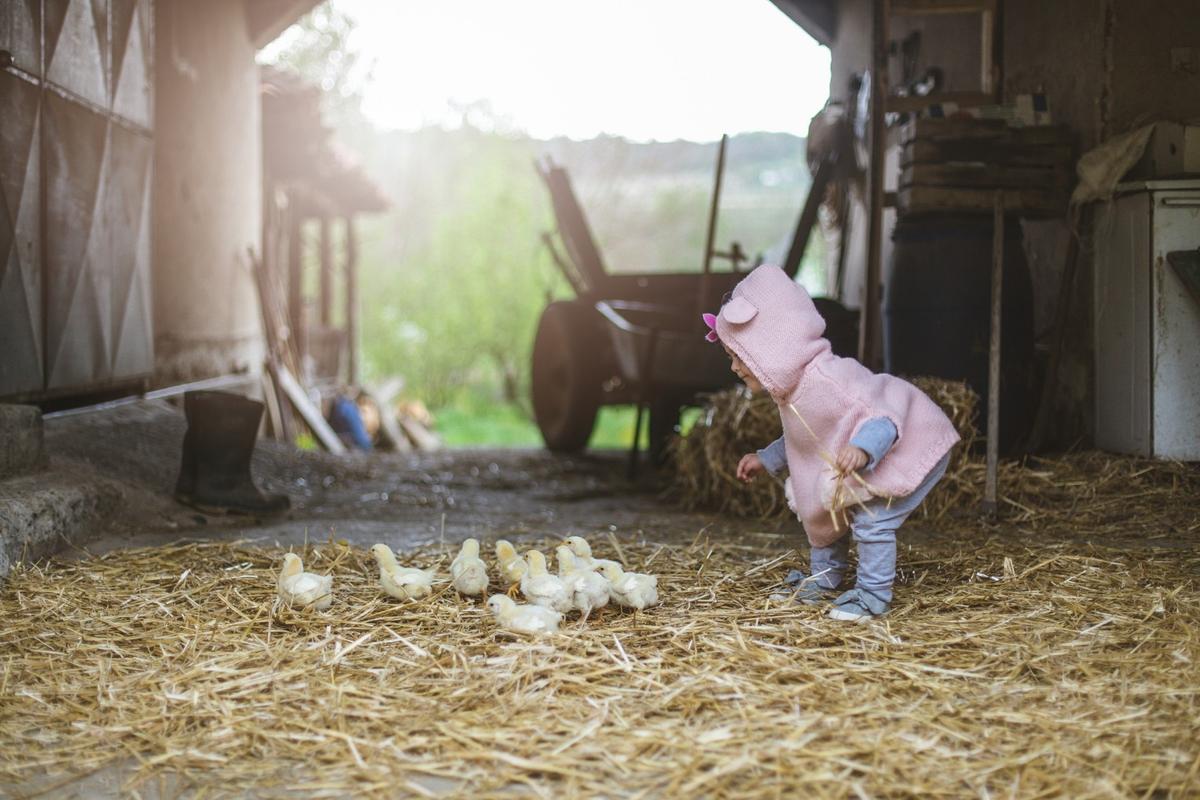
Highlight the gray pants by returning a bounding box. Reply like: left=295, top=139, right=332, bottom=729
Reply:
left=809, top=451, right=951, bottom=603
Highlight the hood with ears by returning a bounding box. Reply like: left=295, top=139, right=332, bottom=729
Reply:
left=714, top=265, right=831, bottom=400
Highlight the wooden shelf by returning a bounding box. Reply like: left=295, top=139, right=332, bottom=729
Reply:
left=890, top=0, right=996, bottom=15
left=885, top=91, right=996, bottom=113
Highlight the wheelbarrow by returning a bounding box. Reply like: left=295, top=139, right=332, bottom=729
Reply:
left=531, top=137, right=858, bottom=470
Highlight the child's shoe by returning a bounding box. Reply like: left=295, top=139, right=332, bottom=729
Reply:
left=769, top=570, right=837, bottom=606
left=827, top=588, right=889, bottom=622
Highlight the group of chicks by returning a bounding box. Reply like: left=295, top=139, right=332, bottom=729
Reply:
left=275, top=535, right=658, bottom=636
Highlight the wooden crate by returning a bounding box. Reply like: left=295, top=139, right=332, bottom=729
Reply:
left=898, top=119, right=1074, bottom=217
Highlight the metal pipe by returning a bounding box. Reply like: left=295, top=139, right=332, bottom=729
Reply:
left=43, top=374, right=258, bottom=419
left=983, top=191, right=1004, bottom=516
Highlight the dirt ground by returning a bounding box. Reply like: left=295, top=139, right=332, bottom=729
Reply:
left=43, top=400, right=795, bottom=559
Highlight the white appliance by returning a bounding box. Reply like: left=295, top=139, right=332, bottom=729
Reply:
left=1094, top=179, right=1200, bottom=460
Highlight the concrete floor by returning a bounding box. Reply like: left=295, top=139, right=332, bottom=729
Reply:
left=40, top=400, right=790, bottom=563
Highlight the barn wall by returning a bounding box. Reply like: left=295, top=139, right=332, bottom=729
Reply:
left=824, top=0, right=1200, bottom=447
left=152, top=0, right=264, bottom=383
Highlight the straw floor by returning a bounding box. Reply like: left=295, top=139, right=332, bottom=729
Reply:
left=2, top=534, right=1198, bottom=797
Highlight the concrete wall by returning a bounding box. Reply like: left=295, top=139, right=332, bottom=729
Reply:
left=824, top=0, right=1200, bottom=448
left=152, top=0, right=264, bottom=383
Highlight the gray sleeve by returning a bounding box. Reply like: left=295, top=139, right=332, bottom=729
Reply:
left=850, top=417, right=898, bottom=471
left=756, top=437, right=789, bottom=475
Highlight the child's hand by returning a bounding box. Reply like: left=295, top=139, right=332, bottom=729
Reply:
left=736, top=453, right=765, bottom=483
left=835, top=446, right=869, bottom=474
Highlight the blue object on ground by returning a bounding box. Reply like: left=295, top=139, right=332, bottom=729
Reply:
left=329, top=395, right=373, bottom=451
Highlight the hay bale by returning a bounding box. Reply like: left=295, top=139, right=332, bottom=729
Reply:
left=668, top=377, right=979, bottom=522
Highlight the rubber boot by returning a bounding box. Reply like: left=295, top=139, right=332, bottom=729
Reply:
left=174, top=390, right=290, bottom=515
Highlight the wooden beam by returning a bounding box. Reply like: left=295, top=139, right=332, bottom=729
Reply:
left=287, top=214, right=305, bottom=366
left=860, top=0, right=888, bottom=370
left=318, top=215, right=332, bottom=326
left=344, top=217, right=359, bottom=387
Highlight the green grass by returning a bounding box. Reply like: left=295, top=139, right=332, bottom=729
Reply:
left=432, top=402, right=705, bottom=450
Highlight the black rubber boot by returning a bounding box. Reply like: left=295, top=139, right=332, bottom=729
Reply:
left=174, top=390, right=291, bottom=515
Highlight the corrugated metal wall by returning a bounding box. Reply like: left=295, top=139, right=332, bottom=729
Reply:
left=0, top=0, right=154, bottom=399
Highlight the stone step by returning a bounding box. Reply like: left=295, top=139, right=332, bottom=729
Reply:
left=0, top=404, right=45, bottom=479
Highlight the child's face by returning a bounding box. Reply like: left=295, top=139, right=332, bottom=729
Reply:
left=722, top=344, right=764, bottom=393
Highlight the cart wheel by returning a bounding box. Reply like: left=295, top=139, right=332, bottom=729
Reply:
left=531, top=301, right=601, bottom=452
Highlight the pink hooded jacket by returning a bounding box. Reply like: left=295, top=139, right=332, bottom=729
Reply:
left=715, top=265, right=959, bottom=547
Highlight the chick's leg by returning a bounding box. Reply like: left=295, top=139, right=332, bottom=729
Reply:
left=506, top=581, right=521, bottom=598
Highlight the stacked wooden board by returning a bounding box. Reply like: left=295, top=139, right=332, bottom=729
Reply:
left=898, top=119, right=1074, bottom=217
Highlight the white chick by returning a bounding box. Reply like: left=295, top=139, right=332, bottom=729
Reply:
left=520, top=549, right=573, bottom=614
left=486, top=594, right=561, bottom=636
left=555, top=546, right=610, bottom=621
left=276, top=553, right=333, bottom=611
left=450, top=537, right=489, bottom=597
left=599, top=562, right=659, bottom=610
left=564, top=535, right=621, bottom=572
left=370, top=543, right=436, bottom=600
left=494, top=539, right=528, bottom=597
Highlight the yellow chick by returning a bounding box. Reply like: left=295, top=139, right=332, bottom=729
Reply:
left=486, top=594, right=561, bottom=636
left=520, top=550, right=573, bottom=613
left=450, top=538, right=489, bottom=597
left=370, top=543, right=436, bottom=600
left=494, top=539, right=528, bottom=597
left=564, top=535, right=621, bottom=572
left=555, top=546, right=610, bottom=621
left=276, top=553, right=333, bottom=611
left=599, top=562, right=659, bottom=610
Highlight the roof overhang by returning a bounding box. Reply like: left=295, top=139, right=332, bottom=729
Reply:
left=246, top=0, right=325, bottom=50
left=768, top=0, right=837, bottom=46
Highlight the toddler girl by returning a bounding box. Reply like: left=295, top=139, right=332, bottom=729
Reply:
left=704, top=265, right=959, bottom=622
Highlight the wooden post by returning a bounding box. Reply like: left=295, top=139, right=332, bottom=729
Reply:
left=318, top=215, right=332, bottom=326
left=860, top=0, right=888, bottom=370
left=287, top=214, right=306, bottom=366
left=344, top=216, right=359, bottom=387
left=697, top=134, right=728, bottom=322
left=983, top=191, right=1004, bottom=516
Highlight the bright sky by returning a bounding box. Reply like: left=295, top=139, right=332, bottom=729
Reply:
left=329, top=0, right=830, bottom=142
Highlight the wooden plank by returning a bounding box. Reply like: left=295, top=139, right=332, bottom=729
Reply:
left=1010, top=125, right=1073, bottom=146
left=902, top=120, right=1071, bottom=146
left=886, top=91, right=996, bottom=114
left=782, top=155, right=835, bottom=279
left=397, top=415, right=441, bottom=452
left=275, top=364, right=347, bottom=454
left=260, top=371, right=287, bottom=441
left=897, top=185, right=1067, bottom=217
left=900, top=162, right=1072, bottom=190
left=365, top=378, right=411, bottom=453
left=891, top=0, right=994, bottom=14
left=902, top=139, right=1074, bottom=168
